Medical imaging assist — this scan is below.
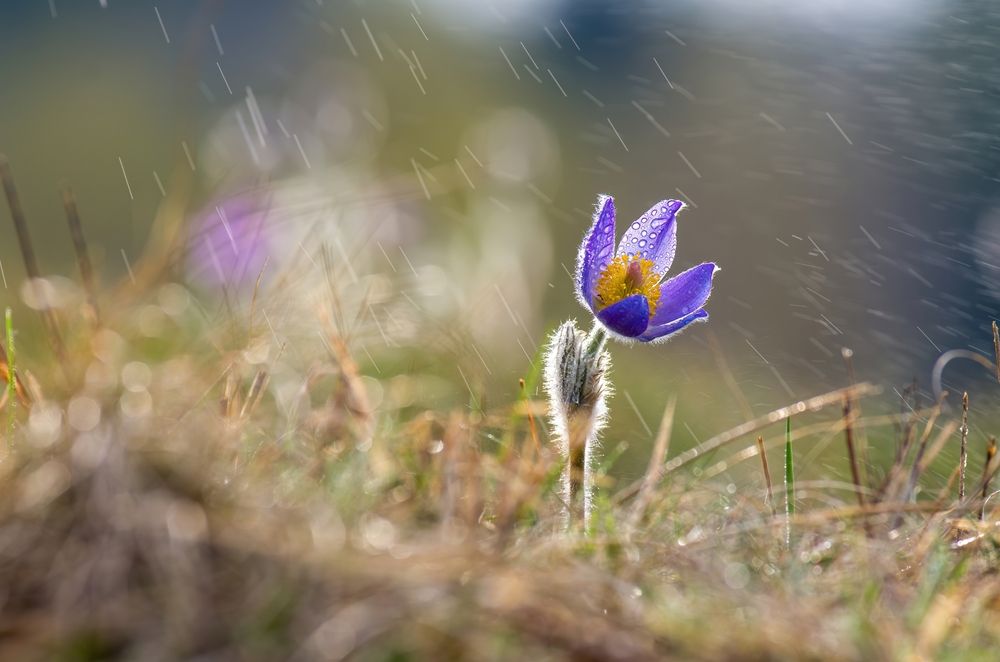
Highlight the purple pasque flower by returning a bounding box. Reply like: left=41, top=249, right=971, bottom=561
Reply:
left=576, top=194, right=718, bottom=342
left=188, top=190, right=272, bottom=290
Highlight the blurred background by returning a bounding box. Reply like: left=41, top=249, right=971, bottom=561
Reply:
left=2, top=0, right=1000, bottom=482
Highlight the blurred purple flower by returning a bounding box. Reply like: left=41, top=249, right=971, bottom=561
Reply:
left=576, top=194, right=718, bottom=342
left=188, top=192, right=272, bottom=289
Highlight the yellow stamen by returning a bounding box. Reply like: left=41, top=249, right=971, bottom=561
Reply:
left=594, top=254, right=661, bottom=316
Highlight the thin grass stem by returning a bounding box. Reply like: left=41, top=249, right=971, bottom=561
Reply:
left=993, top=320, right=1000, bottom=384
left=959, top=392, right=969, bottom=501
left=628, top=397, right=675, bottom=530
left=756, top=435, right=776, bottom=517
left=61, top=186, right=100, bottom=324
left=0, top=158, right=64, bottom=357
left=5, top=308, right=14, bottom=440
left=842, top=393, right=864, bottom=508
left=981, top=437, right=997, bottom=521
left=784, top=417, right=794, bottom=548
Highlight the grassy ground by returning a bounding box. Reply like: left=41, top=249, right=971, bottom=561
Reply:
left=1, top=272, right=999, bottom=662
left=0, top=171, right=999, bottom=661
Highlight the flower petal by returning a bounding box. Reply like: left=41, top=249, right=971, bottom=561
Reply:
left=638, top=309, right=709, bottom=342
left=596, top=294, right=650, bottom=338
left=575, top=195, right=617, bottom=311
left=649, top=262, right=718, bottom=327
left=615, top=199, right=683, bottom=276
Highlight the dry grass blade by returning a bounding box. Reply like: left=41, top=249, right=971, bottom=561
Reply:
left=707, top=407, right=945, bottom=483
left=520, top=378, right=541, bottom=452
left=708, top=330, right=754, bottom=421
left=755, top=434, right=776, bottom=517
left=993, top=320, right=1000, bottom=384
left=841, top=347, right=872, bottom=498
left=221, top=369, right=241, bottom=419
left=627, top=396, right=675, bottom=529
left=686, top=500, right=950, bottom=548
left=615, top=382, right=880, bottom=503
left=319, top=323, right=374, bottom=442
left=239, top=369, right=269, bottom=420
left=61, top=185, right=99, bottom=324
left=0, top=157, right=64, bottom=357
left=914, top=421, right=960, bottom=482
left=960, top=392, right=969, bottom=501
left=915, top=583, right=969, bottom=659
left=784, top=416, right=794, bottom=547
left=665, top=383, right=880, bottom=474
left=787, top=500, right=948, bottom=528
left=937, top=463, right=962, bottom=505
left=895, top=420, right=959, bottom=522
left=981, top=436, right=998, bottom=520
left=3, top=308, right=12, bottom=442
left=979, top=437, right=1000, bottom=512
left=905, top=395, right=949, bottom=494
left=0, top=158, right=42, bottom=287
left=248, top=255, right=269, bottom=336
left=842, top=392, right=864, bottom=507
left=896, top=381, right=919, bottom=468
left=879, top=386, right=938, bottom=502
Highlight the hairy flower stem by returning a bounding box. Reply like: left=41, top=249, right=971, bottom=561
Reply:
left=584, top=324, right=608, bottom=360
left=544, top=320, right=611, bottom=532
left=567, top=325, right=608, bottom=523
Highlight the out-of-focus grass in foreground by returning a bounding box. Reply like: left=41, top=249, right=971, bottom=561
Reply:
left=0, top=241, right=999, bottom=662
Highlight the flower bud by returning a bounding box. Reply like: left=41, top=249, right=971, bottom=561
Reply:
left=543, top=320, right=610, bottom=529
